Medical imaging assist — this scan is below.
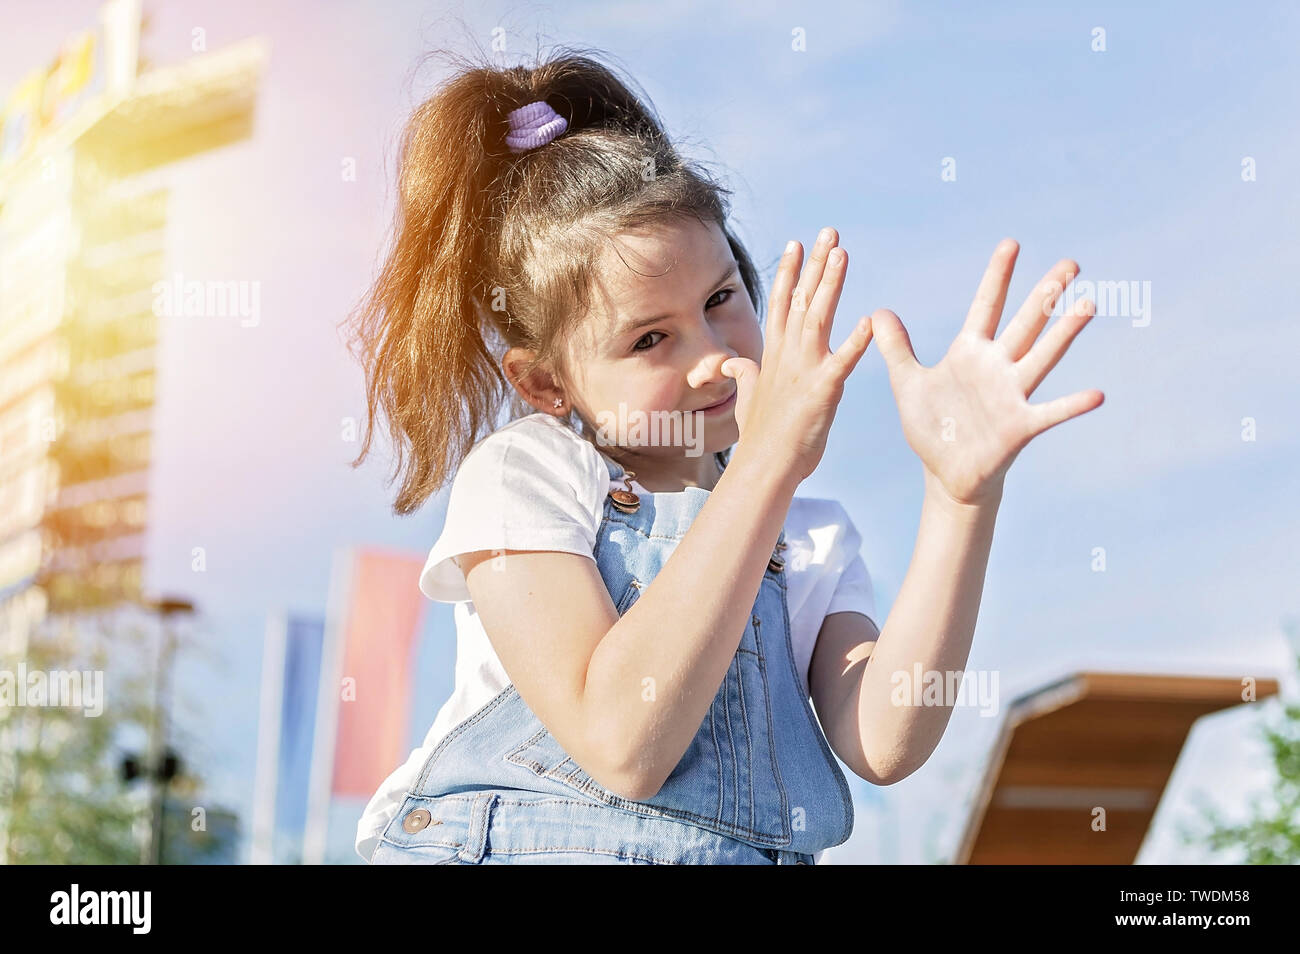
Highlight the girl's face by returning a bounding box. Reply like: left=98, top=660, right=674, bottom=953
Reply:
left=562, top=217, right=762, bottom=481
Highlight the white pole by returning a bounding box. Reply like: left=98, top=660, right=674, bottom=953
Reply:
left=249, top=609, right=287, bottom=864
left=302, top=547, right=354, bottom=865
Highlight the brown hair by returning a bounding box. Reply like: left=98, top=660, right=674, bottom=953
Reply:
left=342, top=43, right=765, bottom=515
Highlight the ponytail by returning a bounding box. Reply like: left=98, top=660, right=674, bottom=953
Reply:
left=342, top=43, right=763, bottom=515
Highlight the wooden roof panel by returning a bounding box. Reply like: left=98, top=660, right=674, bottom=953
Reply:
left=954, top=671, right=1280, bottom=864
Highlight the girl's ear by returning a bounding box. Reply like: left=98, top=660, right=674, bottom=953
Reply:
left=503, top=346, right=567, bottom=416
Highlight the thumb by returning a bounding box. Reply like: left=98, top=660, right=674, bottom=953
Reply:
left=869, top=309, right=917, bottom=380
left=720, top=356, right=759, bottom=387
left=720, top=356, right=760, bottom=431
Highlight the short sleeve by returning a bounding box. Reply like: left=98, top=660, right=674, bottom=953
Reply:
left=418, top=416, right=607, bottom=602
left=824, top=552, right=877, bottom=629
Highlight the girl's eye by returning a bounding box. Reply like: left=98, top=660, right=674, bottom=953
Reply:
left=632, top=331, right=666, bottom=352
left=707, top=288, right=735, bottom=309
left=631, top=289, right=735, bottom=353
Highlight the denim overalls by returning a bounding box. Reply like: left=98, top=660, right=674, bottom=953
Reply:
left=369, top=445, right=855, bottom=865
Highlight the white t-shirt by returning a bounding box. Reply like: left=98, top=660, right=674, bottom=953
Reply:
left=355, top=411, right=877, bottom=863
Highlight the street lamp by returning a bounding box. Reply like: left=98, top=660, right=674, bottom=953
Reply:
left=137, top=596, right=194, bottom=864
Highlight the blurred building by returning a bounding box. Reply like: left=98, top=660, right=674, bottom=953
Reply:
left=0, top=0, right=267, bottom=860
left=0, top=0, right=267, bottom=647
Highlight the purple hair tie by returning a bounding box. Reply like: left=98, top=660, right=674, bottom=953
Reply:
left=505, top=100, right=568, bottom=154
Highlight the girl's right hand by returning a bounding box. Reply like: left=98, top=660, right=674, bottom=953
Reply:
left=721, top=227, right=874, bottom=485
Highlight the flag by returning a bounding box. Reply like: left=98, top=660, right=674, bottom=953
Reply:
left=250, top=611, right=326, bottom=864
left=277, top=615, right=325, bottom=831
left=303, top=546, right=427, bottom=863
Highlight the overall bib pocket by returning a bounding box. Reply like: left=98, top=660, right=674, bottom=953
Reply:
left=503, top=577, right=792, bottom=845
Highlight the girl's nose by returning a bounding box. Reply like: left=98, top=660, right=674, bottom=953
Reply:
left=687, top=347, right=739, bottom=390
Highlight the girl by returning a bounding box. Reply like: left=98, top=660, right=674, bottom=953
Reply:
left=347, top=47, right=1103, bottom=865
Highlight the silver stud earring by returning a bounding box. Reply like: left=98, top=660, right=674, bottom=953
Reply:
left=553, top=397, right=564, bottom=409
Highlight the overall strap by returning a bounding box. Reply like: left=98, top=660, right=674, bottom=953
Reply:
left=599, top=446, right=731, bottom=482
left=598, top=444, right=783, bottom=559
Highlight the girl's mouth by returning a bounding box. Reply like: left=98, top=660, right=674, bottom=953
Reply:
left=697, top=390, right=737, bottom=415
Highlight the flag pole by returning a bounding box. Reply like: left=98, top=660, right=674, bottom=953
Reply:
left=250, top=608, right=287, bottom=864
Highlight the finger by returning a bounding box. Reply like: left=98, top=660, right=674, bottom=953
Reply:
left=1026, top=388, right=1105, bottom=438
left=829, top=314, right=874, bottom=382
left=793, top=228, right=839, bottom=308
left=962, top=238, right=1019, bottom=340
left=868, top=308, right=918, bottom=386
left=998, top=258, right=1079, bottom=361
left=1018, top=297, right=1096, bottom=397
left=765, top=240, right=803, bottom=349
left=783, top=228, right=839, bottom=363
left=721, top=355, right=760, bottom=393
left=802, top=246, right=848, bottom=358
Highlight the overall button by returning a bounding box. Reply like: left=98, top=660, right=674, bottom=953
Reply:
left=609, top=471, right=640, bottom=513
left=767, top=538, right=787, bottom=573
left=402, top=808, right=437, bottom=833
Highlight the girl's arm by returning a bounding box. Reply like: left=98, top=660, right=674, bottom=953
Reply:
left=460, top=229, right=873, bottom=800
left=459, top=446, right=799, bottom=800
left=811, top=470, right=1000, bottom=784
left=814, top=239, right=1103, bottom=785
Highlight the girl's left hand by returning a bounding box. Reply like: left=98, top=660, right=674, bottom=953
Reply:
left=869, top=239, right=1104, bottom=508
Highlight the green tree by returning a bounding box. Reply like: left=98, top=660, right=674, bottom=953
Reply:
left=0, top=608, right=241, bottom=864
left=1180, top=628, right=1300, bottom=864
left=1, top=613, right=149, bottom=863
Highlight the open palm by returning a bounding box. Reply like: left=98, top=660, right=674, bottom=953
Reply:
left=870, top=239, right=1104, bottom=507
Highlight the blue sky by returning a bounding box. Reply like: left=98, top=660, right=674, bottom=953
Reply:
left=5, top=0, right=1298, bottom=863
